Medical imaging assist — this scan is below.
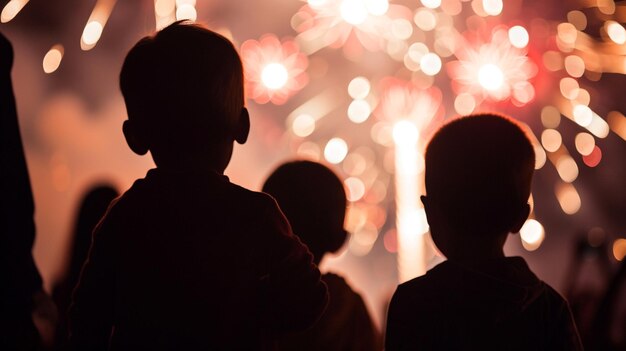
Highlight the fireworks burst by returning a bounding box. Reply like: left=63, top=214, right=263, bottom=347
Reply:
left=240, top=34, right=308, bottom=105
left=4, top=0, right=623, bottom=276
left=448, top=26, right=538, bottom=108
left=291, top=0, right=412, bottom=55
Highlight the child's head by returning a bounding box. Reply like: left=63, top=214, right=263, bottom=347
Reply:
left=120, top=21, right=249, bottom=171
left=263, top=160, right=347, bottom=264
left=422, top=113, right=535, bottom=259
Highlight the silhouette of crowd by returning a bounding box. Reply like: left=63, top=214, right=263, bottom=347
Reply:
left=2, top=20, right=624, bottom=351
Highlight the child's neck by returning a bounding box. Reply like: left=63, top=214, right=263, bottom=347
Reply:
left=444, top=233, right=507, bottom=264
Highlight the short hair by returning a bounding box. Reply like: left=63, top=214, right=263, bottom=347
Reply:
left=263, top=161, right=347, bottom=260
left=424, top=113, right=535, bottom=235
left=120, top=21, right=244, bottom=149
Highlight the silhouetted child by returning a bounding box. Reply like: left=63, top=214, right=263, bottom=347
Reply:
left=69, top=22, right=328, bottom=350
left=263, top=160, right=382, bottom=351
left=385, top=114, right=583, bottom=350
left=53, top=184, right=119, bottom=349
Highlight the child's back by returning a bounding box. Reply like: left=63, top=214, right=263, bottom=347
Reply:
left=69, top=22, right=328, bottom=350
left=387, top=257, right=580, bottom=349
left=385, top=114, right=582, bottom=350
left=263, top=161, right=381, bottom=351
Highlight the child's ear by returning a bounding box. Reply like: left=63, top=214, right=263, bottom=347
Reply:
left=234, top=107, right=250, bottom=145
left=122, top=120, right=149, bottom=155
left=510, top=203, right=531, bottom=234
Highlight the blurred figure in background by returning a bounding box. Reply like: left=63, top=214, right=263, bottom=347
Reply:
left=52, top=184, right=118, bottom=349
left=564, top=231, right=612, bottom=346
left=263, top=160, right=382, bottom=351
left=565, top=231, right=626, bottom=350
left=386, top=114, right=582, bottom=350
left=1, top=30, right=55, bottom=350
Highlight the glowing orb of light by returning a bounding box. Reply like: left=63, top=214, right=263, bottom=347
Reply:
left=573, top=104, right=593, bottom=127
left=482, top=0, right=503, bottom=16
left=454, top=93, right=476, bottom=115
left=1, top=0, right=28, bottom=23
left=155, top=0, right=176, bottom=17
left=575, top=132, right=595, bottom=156
left=420, top=0, right=441, bottom=9
left=340, top=0, right=369, bottom=25
left=348, top=76, right=371, bottom=99
left=519, top=219, right=545, bottom=251
left=613, top=239, right=626, bottom=261
left=556, top=156, right=579, bottom=183
left=241, top=35, right=308, bottom=104
left=508, top=25, right=529, bottom=48
left=345, top=177, right=366, bottom=202
left=82, top=21, right=103, bottom=46
left=606, top=21, right=626, bottom=45
left=478, top=63, right=504, bottom=91
left=414, top=8, right=437, bottom=31
left=420, top=52, right=442, bottom=76
left=348, top=99, right=372, bottom=123
left=556, top=182, right=581, bottom=215
left=261, top=63, right=289, bottom=90
left=325, top=137, right=349, bottom=164
left=43, top=45, right=64, bottom=74
left=175, top=4, right=197, bottom=21
left=541, top=129, right=562, bottom=152
left=292, top=114, right=316, bottom=137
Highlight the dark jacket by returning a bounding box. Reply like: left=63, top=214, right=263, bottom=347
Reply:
left=278, top=272, right=381, bottom=351
left=386, top=257, right=583, bottom=350
left=69, top=168, right=328, bottom=350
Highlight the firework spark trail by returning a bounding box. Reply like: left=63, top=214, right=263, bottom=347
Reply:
left=81, top=0, right=117, bottom=51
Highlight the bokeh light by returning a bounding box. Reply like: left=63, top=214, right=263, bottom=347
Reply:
left=345, top=176, right=366, bottom=202
left=81, top=21, right=104, bottom=47
left=420, top=0, right=441, bottom=9
left=541, top=129, right=562, bottom=153
left=508, top=25, right=529, bottom=48
left=348, top=76, right=371, bottom=99
left=556, top=156, right=578, bottom=183
left=482, top=0, right=503, bottom=16
left=606, top=21, right=626, bottom=45
left=292, top=114, right=316, bottom=137
left=324, top=137, right=349, bottom=164
left=520, top=219, right=545, bottom=251
left=1, top=0, right=28, bottom=23
left=348, top=99, right=372, bottom=123
left=42, top=45, right=64, bottom=74
left=420, top=53, right=442, bottom=76
left=556, top=182, right=581, bottom=215
left=574, top=132, right=595, bottom=156
left=613, top=238, right=626, bottom=261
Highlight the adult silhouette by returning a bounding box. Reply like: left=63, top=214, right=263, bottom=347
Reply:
left=0, top=30, right=47, bottom=350
left=52, top=185, right=119, bottom=349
